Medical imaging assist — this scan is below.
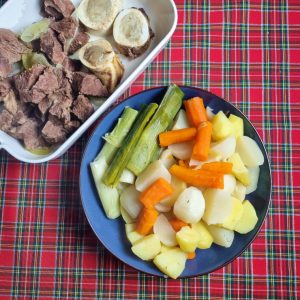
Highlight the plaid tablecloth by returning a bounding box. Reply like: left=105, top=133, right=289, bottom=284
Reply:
left=0, top=0, right=299, bottom=299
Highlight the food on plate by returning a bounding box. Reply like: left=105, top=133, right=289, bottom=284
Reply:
left=113, top=8, right=154, bottom=58
left=20, top=19, right=51, bottom=43
left=22, top=52, right=51, bottom=70
left=90, top=84, right=263, bottom=278
left=77, top=39, right=124, bottom=93
left=43, top=0, right=75, bottom=20
left=77, top=0, right=122, bottom=34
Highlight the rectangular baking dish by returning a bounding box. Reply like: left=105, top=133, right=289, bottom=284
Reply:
left=0, top=0, right=177, bottom=163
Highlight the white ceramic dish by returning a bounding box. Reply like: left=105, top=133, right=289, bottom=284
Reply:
left=0, top=0, right=177, bottom=163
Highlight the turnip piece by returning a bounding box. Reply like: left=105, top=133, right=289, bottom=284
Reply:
left=120, top=185, right=142, bottom=219
left=246, top=166, right=260, bottom=194
left=206, top=106, right=215, bottom=121
left=168, top=141, right=194, bottom=160
left=153, top=214, right=177, bottom=247
left=210, top=135, right=236, bottom=160
left=172, top=109, right=190, bottom=129
left=120, top=168, right=135, bottom=184
left=206, top=225, right=234, bottom=248
left=232, top=181, right=246, bottom=202
left=159, top=149, right=176, bottom=169
left=223, top=174, right=236, bottom=194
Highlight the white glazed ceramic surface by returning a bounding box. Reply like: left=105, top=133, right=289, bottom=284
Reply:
left=0, top=0, right=177, bottom=163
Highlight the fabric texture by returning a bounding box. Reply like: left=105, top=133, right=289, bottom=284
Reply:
left=0, top=0, right=299, bottom=299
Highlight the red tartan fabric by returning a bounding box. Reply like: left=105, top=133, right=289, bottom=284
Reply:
left=0, top=0, right=300, bottom=299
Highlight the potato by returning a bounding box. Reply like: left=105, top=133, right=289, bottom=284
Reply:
left=210, top=135, right=236, bottom=160
left=223, top=174, right=236, bottom=194
left=120, top=206, right=134, bottom=224
left=131, top=234, right=161, bottom=260
left=125, top=223, right=144, bottom=244
left=206, top=225, right=234, bottom=248
left=159, top=149, right=177, bottom=169
left=160, top=244, right=176, bottom=253
left=221, top=197, right=243, bottom=230
left=236, top=136, right=264, bottom=167
left=227, top=153, right=250, bottom=185
left=153, top=214, right=177, bottom=247
left=120, top=185, right=142, bottom=219
left=120, top=168, right=136, bottom=184
left=153, top=248, right=187, bottom=279
left=246, top=166, right=260, bottom=194
left=168, top=141, right=194, bottom=160
left=135, top=160, right=171, bottom=192
left=232, top=181, right=246, bottom=202
left=176, top=226, right=200, bottom=253
left=234, top=200, right=258, bottom=234
left=202, top=189, right=233, bottom=225
left=229, top=114, right=244, bottom=138
left=174, top=187, right=205, bottom=223
left=191, top=221, right=213, bottom=249
left=172, top=109, right=190, bottom=129
left=211, top=111, right=233, bottom=141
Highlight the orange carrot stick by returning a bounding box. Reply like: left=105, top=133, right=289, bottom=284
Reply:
left=136, top=207, right=159, bottom=235
left=201, top=162, right=233, bottom=174
left=139, top=178, right=173, bottom=208
left=187, top=252, right=196, bottom=260
left=159, top=128, right=197, bottom=147
left=169, top=218, right=188, bottom=232
left=169, top=164, right=224, bottom=189
left=184, top=97, right=207, bottom=127
left=192, top=121, right=212, bottom=161
left=178, top=160, right=188, bottom=168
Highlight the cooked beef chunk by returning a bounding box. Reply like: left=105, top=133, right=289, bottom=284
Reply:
left=18, top=89, right=46, bottom=104
left=72, top=72, right=108, bottom=97
left=0, top=109, right=14, bottom=132
left=64, top=119, right=80, bottom=133
left=2, top=90, right=18, bottom=115
left=48, top=90, right=72, bottom=123
left=43, top=0, right=75, bottom=20
left=62, top=57, right=80, bottom=72
left=14, top=65, right=45, bottom=91
left=68, top=32, right=90, bottom=55
left=38, top=97, right=53, bottom=114
left=72, top=95, right=94, bottom=122
left=50, top=17, right=78, bottom=39
left=0, top=29, right=29, bottom=77
left=33, top=67, right=60, bottom=94
left=42, top=116, right=67, bottom=144
left=0, top=78, right=12, bottom=98
left=40, top=29, right=65, bottom=65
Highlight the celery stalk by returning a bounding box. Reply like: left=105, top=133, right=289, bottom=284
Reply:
left=127, top=84, right=184, bottom=175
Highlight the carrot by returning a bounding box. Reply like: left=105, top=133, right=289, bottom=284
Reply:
left=139, top=178, right=173, bottom=208
left=169, top=164, right=224, bottom=189
left=136, top=207, right=159, bottom=235
left=192, top=121, right=212, bottom=161
left=159, top=128, right=197, bottom=147
left=178, top=160, right=189, bottom=168
left=201, top=162, right=233, bottom=174
left=184, top=97, right=207, bottom=127
left=187, top=252, right=196, bottom=260
left=169, top=218, right=188, bottom=232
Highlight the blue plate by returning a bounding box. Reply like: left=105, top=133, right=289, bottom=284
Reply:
left=80, top=86, right=272, bottom=278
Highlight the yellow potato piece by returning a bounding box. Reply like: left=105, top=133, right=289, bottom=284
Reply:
left=229, top=114, right=244, bottom=138
left=212, top=111, right=233, bottom=141
left=176, top=226, right=200, bottom=253
left=227, top=153, right=250, bottom=185
left=125, top=223, right=144, bottom=245
left=234, top=200, right=258, bottom=234
left=221, top=197, right=244, bottom=230
left=131, top=234, right=161, bottom=260
left=153, top=248, right=187, bottom=279
left=191, top=221, right=213, bottom=249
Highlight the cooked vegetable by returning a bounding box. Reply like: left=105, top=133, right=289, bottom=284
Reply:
left=77, top=0, right=122, bottom=33
left=236, top=136, right=264, bottom=167
left=172, top=109, right=190, bottom=130
left=246, top=166, right=260, bottom=194
left=20, top=18, right=50, bottom=42
left=113, top=8, right=154, bottom=58
left=201, top=162, right=233, bottom=174
left=184, top=97, right=207, bottom=127
left=211, top=111, right=233, bottom=141
left=159, top=127, right=197, bottom=147
left=227, top=153, right=250, bottom=186
left=221, top=197, right=244, bottom=230
left=191, top=221, right=213, bottom=249
left=168, top=141, right=194, bottom=160
left=120, top=169, right=135, bottom=184
left=153, top=248, right=187, bottom=279
left=210, top=135, right=236, bottom=160
left=27, top=147, right=52, bottom=155
left=187, top=252, right=196, bottom=259
left=120, top=206, right=134, bottom=224
left=234, top=200, right=258, bottom=234
left=176, top=226, right=200, bottom=253
left=22, top=52, right=50, bottom=70
left=125, top=223, right=144, bottom=244
left=206, top=106, right=215, bottom=121
left=103, top=103, right=158, bottom=187
left=131, top=234, right=161, bottom=260
left=155, top=202, right=172, bottom=213
left=127, top=85, right=184, bottom=175
left=153, top=214, right=177, bottom=247
left=189, top=151, right=222, bottom=169
left=223, top=174, right=237, bottom=194
left=229, top=114, right=244, bottom=138
left=173, top=187, right=205, bottom=223
left=232, top=181, right=246, bottom=202
left=136, top=207, right=159, bottom=235
left=135, top=160, right=171, bottom=192
left=170, top=165, right=224, bottom=189
left=139, top=178, right=173, bottom=208
left=169, top=218, right=188, bottom=232
left=120, top=185, right=142, bottom=219
left=206, top=225, right=234, bottom=248
left=159, top=149, right=176, bottom=169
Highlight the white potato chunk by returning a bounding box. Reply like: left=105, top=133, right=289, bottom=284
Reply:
left=246, top=166, right=260, bottom=194
left=227, top=153, right=250, bottom=186
left=135, top=160, right=171, bottom=192
left=232, top=181, right=246, bottom=202
left=191, top=221, right=213, bottom=249
left=153, top=214, right=177, bottom=247
left=234, top=200, right=258, bottom=234
left=153, top=248, right=187, bottom=279
left=176, top=226, right=200, bottom=252
left=159, top=149, right=177, bottom=169
left=125, top=223, right=144, bottom=244
left=174, top=187, right=205, bottom=223
left=236, top=136, right=264, bottom=167
left=210, top=135, right=236, bottom=160
left=221, top=197, right=244, bottom=230
left=212, top=111, right=233, bottom=141
left=168, top=141, right=194, bottom=160
left=206, top=225, right=234, bottom=248
left=120, top=185, right=142, bottom=219
left=228, top=114, right=244, bottom=138
left=172, top=109, right=190, bottom=129
left=131, top=234, right=161, bottom=260
left=223, top=174, right=236, bottom=194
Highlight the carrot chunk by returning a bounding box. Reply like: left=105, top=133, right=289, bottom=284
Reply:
left=136, top=207, right=159, bottom=235
left=192, top=121, right=212, bottom=161
left=169, top=218, right=188, bottom=232
left=184, top=97, right=207, bottom=127
left=159, top=128, right=197, bottom=147
left=201, top=162, right=233, bottom=174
